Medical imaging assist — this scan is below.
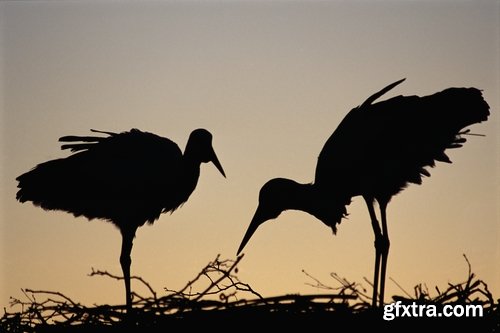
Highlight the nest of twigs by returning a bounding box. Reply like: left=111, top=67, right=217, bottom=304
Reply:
left=1, top=254, right=499, bottom=332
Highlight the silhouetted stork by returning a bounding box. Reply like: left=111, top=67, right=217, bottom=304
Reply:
left=16, top=128, right=226, bottom=311
left=237, top=78, right=490, bottom=308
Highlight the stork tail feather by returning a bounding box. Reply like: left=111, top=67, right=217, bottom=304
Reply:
left=361, top=78, right=406, bottom=108
left=59, top=129, right=116, bottom=152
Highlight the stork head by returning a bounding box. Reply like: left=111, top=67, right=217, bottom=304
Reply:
left=237, top=178, right=347, bottom=255
left=186, top=128, right=226, bottom=177
left=237, top=178, right=346, bottom=254
left=237, top=178, right=293, bottom=255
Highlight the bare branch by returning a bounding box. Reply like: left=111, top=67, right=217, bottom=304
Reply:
left=2, top=254, right=497, bottom=331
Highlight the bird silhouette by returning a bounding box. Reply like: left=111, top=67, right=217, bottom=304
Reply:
left=16, top=128, right=226, bottom=311
left=237, top=78, right=490, bottom=308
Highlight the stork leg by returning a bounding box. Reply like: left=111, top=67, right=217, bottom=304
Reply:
left=378, top=200, right=390, bottom=308
left=364, top=196, right=382, bottom=308
left=120, top=228, right=136, bottom=312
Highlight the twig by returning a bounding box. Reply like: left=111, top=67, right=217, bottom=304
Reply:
left=89, top=268, right=158, bottom=303
left=389, top=277, right=412, bottom=299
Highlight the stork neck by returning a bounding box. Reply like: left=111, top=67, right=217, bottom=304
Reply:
left=183, top=144, right=204, bottom=165
left=183, top=154, right=202, bottom=169
left=179, top=147, right=202, bottom=201
left=281, top=181, right=340, bottom=228
left=282, top=182, right=319, bottom=215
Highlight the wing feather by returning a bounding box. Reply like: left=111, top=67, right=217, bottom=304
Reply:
left=16, top=129, right=184, bottom=224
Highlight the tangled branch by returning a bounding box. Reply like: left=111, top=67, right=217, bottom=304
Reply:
left=1, top=254, right=498, bottom=332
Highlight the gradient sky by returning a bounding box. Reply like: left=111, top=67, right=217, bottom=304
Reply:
left=1, top=0, right=499, bottom=310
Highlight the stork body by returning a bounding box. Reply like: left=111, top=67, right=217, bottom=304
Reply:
left=237, top=79, right=490, bottom=308
left=16, top=128, right=226, bottom=311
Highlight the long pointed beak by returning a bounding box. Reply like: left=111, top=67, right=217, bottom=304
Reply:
left=237, top=207, right=264, bottom=255
left=210, top=148, right=226, bottom=178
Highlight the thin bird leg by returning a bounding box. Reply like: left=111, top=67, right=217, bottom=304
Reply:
left=120, top=228, right=136, bottom=312
left=364, top=196, right=382, bottom=308
left=378, top=200, right=390, bottom=308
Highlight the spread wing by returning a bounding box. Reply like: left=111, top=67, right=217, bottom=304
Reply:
left=316, top=86, right=489, bottom=191
left=314, top=80, right=489, bottom=225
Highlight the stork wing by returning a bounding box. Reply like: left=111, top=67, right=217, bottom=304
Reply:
left=17, top=129, right=184, bottom=224
left=315, top=85, right=489, bottom=196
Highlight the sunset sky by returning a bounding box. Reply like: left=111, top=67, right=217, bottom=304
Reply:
left=1, top=0, right=498, bottom=310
